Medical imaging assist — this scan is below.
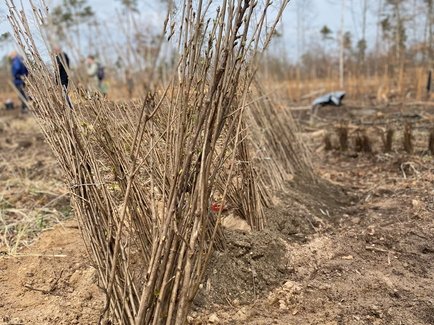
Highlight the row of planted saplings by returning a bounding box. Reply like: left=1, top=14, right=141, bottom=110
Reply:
left=324, top=123, right=434, bottom=154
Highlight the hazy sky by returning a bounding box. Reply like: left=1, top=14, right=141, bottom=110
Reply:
left=0, top=0, right=379, bottom=61
left=87, top=0, right=377, bottom=56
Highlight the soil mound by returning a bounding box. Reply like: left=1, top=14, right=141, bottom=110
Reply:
left=195, top=177, right=352, bottom=310
left=195, top=228, right=290, bottom=308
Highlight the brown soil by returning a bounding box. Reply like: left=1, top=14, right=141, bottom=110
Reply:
left=0, top=219, right=104, bottom=324
left=1, top=104, right=434, bottom=324
left=193, top=153, right=434, bottom=324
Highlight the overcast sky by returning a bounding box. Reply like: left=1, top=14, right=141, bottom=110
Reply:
left=0, top=0, right=378, bottom=61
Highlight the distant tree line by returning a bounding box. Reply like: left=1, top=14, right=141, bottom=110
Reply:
left=265, top=0, right=434, bottom=99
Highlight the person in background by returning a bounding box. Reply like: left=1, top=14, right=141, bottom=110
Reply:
left=86, top=55, right=107, bottom=97
left=54, top=46, right=70, bottom=89
left=53, top=46, right=72, bottom=108
left=9, top=51, right=29, bottom=113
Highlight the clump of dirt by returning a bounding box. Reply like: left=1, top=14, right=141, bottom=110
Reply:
left=195, top=228, right=290, bottom=308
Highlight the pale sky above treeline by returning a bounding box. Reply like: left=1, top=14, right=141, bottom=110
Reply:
left=0, top=0, right=424, bottom=61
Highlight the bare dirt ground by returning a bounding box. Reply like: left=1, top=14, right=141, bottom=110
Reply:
left=0, top=111, right=70, bottom=252
left=1, top=103, right=434, bottom=324
left=0, top=218, right=103, bottom=324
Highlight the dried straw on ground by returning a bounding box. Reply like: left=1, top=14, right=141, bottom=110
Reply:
left=8, top=0, right=291, bottom=323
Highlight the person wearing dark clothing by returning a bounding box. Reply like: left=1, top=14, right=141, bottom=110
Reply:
left=54, top=47, right=72, bottom=108
left=9, top=51, right=29, bottom=113
left=56, top=51, right=70, bottom=88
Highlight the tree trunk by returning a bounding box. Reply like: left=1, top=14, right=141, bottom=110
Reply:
left=339, top=0, right=346, bottom=89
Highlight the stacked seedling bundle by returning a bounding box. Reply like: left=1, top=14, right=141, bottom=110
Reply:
left=246, top=82, right=315, bottom=193
left=8, top=0, right=290, bottom=323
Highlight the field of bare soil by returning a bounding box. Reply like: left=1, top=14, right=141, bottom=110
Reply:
left=1, top=102, right=434, bottom=325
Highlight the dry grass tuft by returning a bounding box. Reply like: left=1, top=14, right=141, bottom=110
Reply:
left=336, top=126, right=349, bottom=152
left=354, top=131, right=363, bottom=152
left=383, top=128, right=395, bottom=153
left=361, top=132, right=372, bottom=153
left=324, top=133, right=333, bottom=151
left=0, top=117, right=69, bottom=253
left=403, top=123, right=414, bottom=154
left=354, top=130, right=372, bottom=153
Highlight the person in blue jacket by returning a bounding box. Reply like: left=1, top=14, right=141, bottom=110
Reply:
left=9, top=51, right=29, bottom=113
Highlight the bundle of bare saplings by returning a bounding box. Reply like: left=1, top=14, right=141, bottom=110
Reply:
left=7, top=0, right=315, bottom=323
